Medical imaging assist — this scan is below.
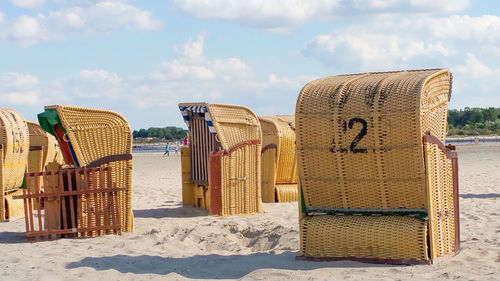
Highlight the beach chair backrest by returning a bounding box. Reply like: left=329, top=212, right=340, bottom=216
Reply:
left=296, top=69, right=451, bottom=210
left=0, top=108, right=29, bottom=189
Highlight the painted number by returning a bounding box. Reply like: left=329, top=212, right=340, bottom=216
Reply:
left=330, top=117, right=368, bottom=153
left=348, top=118, right=367, bottom=153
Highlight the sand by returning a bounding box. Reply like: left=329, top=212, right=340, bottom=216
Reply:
left=0, top=144, right=499, bottom=280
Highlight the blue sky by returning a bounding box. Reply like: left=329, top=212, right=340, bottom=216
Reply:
left=0, top=0, right=499, bottom=130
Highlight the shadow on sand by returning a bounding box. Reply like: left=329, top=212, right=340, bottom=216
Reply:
left=133, top=206, right=208, bottom=218
left=66, top=251, right=392, bottom=279
left=460, top=193, right=500, bottom=199
left=0, top=231, right=27, bottom=244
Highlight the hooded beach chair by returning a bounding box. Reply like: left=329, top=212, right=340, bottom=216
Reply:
left=0, top=108, right=29, bottom=221
left=179, top=103, right=263, bottom=216
left=37, top=105, right=134, bottom=232
left=259, top=115, right=298, bottom=203
left=295, top=69, right=459, bottom=264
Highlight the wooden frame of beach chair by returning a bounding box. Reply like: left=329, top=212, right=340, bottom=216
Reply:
left=295, top=69, right=460, bottom=264
left=37, top=105, right=134, bottom=232
left=14, top=166, right=124, bottom=242
left=0, top=108, right=30, bottom=221
left=179, top=103, right=263, bottom=216
left=259, top=115, right=298, bottom=203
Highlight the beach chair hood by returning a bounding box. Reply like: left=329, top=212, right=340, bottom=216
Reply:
left=179, top=102, right=261, bottom=151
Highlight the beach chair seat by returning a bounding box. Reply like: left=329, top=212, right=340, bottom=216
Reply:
left=295, top=69, right=459, bottom=264
left=0, top=108, right=29, bottom=221
left=179, top=103, right=263, bottom=216
left=37, top=105, right=134, bottom=232
left=259, top=115, right=298, bottom=202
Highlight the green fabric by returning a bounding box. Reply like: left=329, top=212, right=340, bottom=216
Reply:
left=21, top=173, right=27, bottom=189
left=300, top=181, right=306, bottom=213
left=37, top=109, right=65, bottom=136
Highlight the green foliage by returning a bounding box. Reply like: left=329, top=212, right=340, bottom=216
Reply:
left=448, top=107, right=500, bottom=136
left=132, top=126, right=187, bottom=141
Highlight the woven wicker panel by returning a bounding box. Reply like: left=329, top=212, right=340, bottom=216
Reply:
left=207, top=104, right=261, bottom=150
left=261, top=147, right=277, bottom=203
left=425, top=142, right=456, bottom=258
left=276, top=184, right=298, bottom=202
left=296, top=69, right=451, bottom=209
left=45, top=105, right=133, bottom=232
left=27, top=121, right=47, bottom=173
left=4, top=189, right=25, bottom=219
left=181, top=147, right=196, bottom=206
left=260, top=115, right=297, bottom=203
left=275, top=116, right=297, bottom=184
left=0, top=108, right=29, bottom=190
left=260, top=115, right=297, bottom=184
left=220, top=144, right=262, bottom=216
left=299, top=215, right=428, bottom=260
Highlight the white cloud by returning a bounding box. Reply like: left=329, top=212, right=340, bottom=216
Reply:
left=0, top=72, right=40, bottom=105
left=2, top=1, right=162, bottom=46
left=0, top=36, right=316, bottom=128
left=173, top=34, right=205, bottom=61
left=172, top=0, right=471, bottom=33
left=303, top=15, right=500, bottom=72
left=72, top=70, right=122, bottom=98
left=10, top=0, right=45, bottom=9
left=452, top=54, right=500, bottom=104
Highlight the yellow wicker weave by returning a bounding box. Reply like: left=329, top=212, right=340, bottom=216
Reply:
left=181, top=147, right=196, bottom=206
left=275, top=184, right=298, bottom=202
left=425, top=141, right=456, bottom=259
left=45, top=105, right=133, bottom=232
left=259, top=115, right=297, bottom=202
left=3, top=189, right=25, bottom=219
left=179, top=103, right=263, bottom=216
left=0, top=108, right=29, bottom=221
left=300, top=215, right=428, bottom=260
left=296, top=69, right=456, bottom=263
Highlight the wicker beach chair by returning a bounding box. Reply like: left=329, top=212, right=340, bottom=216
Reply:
left=295, top=69, right=459, bottom=264
left=37, top=105, right=134, bottom=232
left=259, top=115, right=298, bottom=203
left=179, top=103, right=263, bottom=216
left=0, top=108, right=29, bottom=221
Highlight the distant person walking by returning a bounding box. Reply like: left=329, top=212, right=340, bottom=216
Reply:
left=163, top=143, right=169, bottom=156
left=175, top=144, right=179, bottom=155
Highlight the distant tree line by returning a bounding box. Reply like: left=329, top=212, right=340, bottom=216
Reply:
left=131, top=108, right=500, bottom=139
left=448, top=107, right=500, bottom=136
left=132, top=126, right=187, bottom=141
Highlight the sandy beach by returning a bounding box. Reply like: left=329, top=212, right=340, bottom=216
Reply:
left=0, top=144, right=498, bottom=280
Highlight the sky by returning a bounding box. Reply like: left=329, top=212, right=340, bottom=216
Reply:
left=0, top=0, right=499, bottom=130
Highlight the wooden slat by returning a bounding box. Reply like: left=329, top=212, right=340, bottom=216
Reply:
left=99, top=168, right=109, bottom=234
left=83, top=168, right=92, bottom=237
left=75, top=168, right=84, bottom=237
left=34, top=175, right=42, bottom=233
left=67, top=170, right=76, bottom=238
left=91, top=168, right=101, bottom=236
left=59, top=171, right=68, bottom=231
